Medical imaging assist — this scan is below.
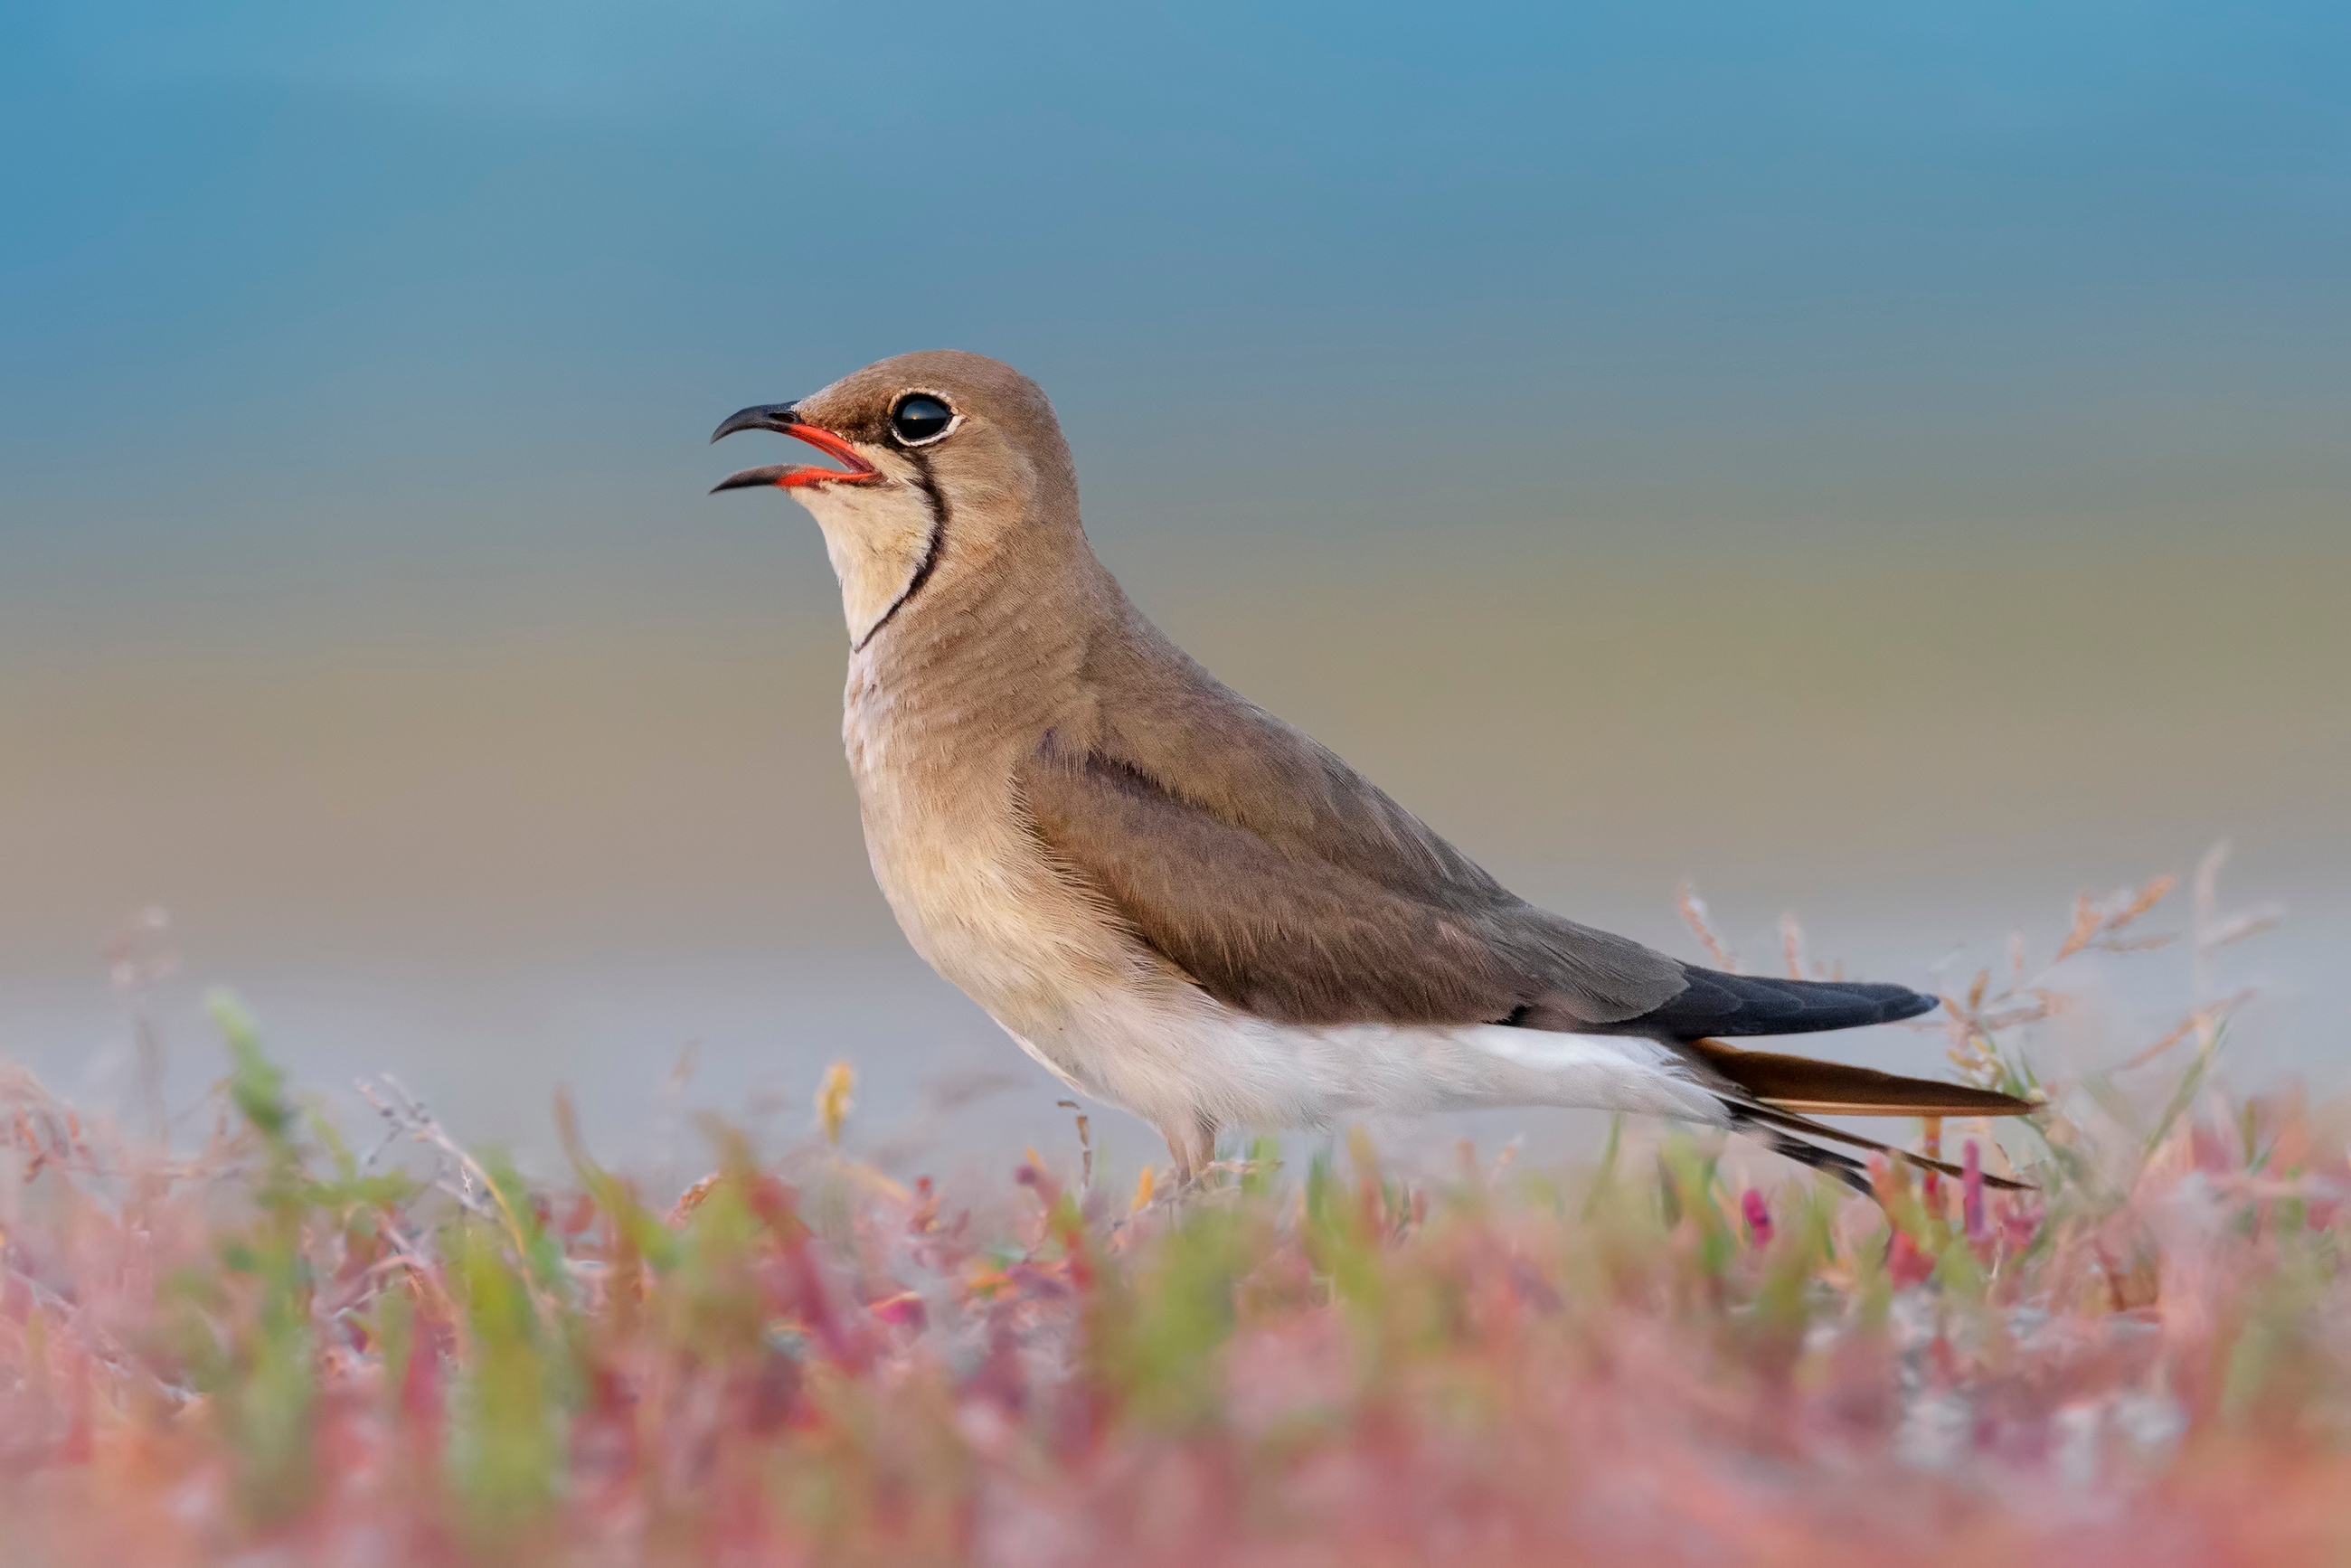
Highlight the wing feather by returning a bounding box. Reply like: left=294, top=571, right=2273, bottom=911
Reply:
left=1018, top=730, right=1685, bottom=1027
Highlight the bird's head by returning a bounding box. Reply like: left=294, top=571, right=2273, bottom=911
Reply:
left=712, top=350, right=1079, bottom=648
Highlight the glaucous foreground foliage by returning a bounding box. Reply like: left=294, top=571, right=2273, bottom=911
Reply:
left=3, top=872, right=2347, bottom=1565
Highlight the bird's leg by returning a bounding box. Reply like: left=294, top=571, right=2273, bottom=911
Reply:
left=1162, top=1116, right=1220, bottom=1195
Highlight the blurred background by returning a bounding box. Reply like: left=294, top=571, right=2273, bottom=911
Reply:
left=5, top=2, right=2346, bottom=1177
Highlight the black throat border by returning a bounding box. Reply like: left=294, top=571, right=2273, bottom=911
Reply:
left=850, top=448, right=949, bottom=652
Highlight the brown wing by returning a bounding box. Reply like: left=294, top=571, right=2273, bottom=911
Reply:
left=1016, top=719, right=1688, bottom=1029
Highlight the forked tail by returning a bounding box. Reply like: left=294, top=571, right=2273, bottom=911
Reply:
left=1686, top=1037, right=2037, bottom=1195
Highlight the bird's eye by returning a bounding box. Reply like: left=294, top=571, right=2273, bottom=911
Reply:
left=891, top=394, right=955, bottom=445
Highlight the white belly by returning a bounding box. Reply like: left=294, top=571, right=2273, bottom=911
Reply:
left=1010, top=992, right=1729, bottom=1135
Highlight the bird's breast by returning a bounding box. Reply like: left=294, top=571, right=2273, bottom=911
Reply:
left=838, top=653, right=1136, bottom=1052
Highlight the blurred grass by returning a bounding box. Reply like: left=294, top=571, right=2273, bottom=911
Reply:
left=5, top=874, right=2349, bottom=1564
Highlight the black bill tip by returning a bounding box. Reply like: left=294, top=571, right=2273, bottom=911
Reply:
left=711, top=401, right=801, bottom=444
left=710, top=464, right=793, bottom=494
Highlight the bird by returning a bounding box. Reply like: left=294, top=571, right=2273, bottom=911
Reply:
left=711, top=350, right=2033, bottom=1195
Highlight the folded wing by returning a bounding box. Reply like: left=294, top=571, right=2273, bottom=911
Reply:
left=1017, top=716, right=1963, bottom=1049
left=1019, top=731, right=1690, bottom=1030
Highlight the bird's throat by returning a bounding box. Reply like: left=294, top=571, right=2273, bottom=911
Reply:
left=792, top=484, right=941, bottom=648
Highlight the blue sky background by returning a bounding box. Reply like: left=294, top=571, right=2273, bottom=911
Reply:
left=5, top=3, right=2346, bottom=1162
left=6, top=0, right=2347, bottom=593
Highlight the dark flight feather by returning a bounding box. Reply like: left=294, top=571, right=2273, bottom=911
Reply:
left=1593, top=968, right=1939, bottom=1038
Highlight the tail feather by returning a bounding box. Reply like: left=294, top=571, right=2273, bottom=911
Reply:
left=1686, top=1038, right=2035, bottom=1119
left=1738, top=1121, right=1876, bottom=1197
left=1729, top=1101, right=2034, bottom=1192
left=1686, top=1035, right=2040, bottom=1194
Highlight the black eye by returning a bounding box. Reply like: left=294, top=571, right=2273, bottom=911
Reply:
left=891, top=394, right=954, bottom=444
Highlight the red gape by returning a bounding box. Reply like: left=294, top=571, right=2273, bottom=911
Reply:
left=767, top=423, right=884, bottom=487
left=712, top=421, right=885, bottom=492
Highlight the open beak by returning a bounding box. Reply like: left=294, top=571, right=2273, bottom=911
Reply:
left=709, top=402, right=884, bottom=492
